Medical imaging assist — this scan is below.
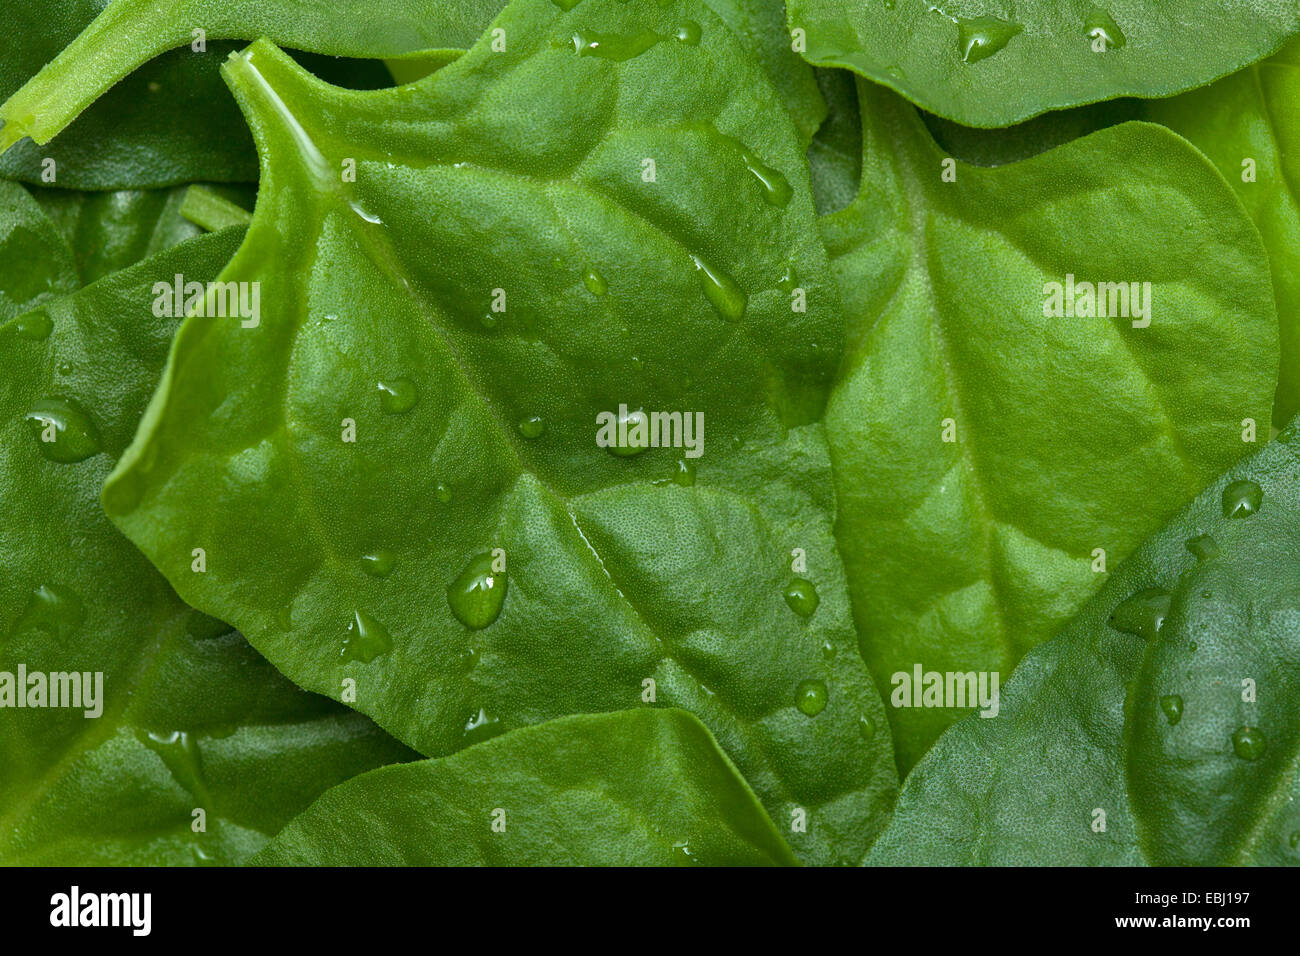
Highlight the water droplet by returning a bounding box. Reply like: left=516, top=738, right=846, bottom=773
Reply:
left=568, top=29, right=663, bottom=61
left=1084, top=7, right=1126, bottom=49
left=377, top=378, right=418, bottom=414
left=463, top=707, right=504, bottom=744
left=56, top=362, right=73, bottom=376
left=24, top=397, right=101, bottom=463
left=434, top=482, right=452, bottom=503
left=956, top=16, right=1022, bottom=63
left=582, top=268, right=608, bottom=295
left=1231, top=725, right=1265, bottom=761
left=859, top=716, right=876, bottom=738
left=1186, top=534, right=1219, bottom=561
left=1159, top=694, right=1183, bottom=726
left=481, top=312, right=499, bottom=329
left=1290, top=831, right=1300, bottom=850
left=12, top=311, right=52, bottom=341
left=9, top=583, right=85, bottom=639
left=673, top=458, right=696, bottom=486
left=784, top=578, right=820, bottom=618
left=796, top=679, right=828, bottom=716
left=447, top=551, right=507, bottom=630
left=361, top=551, right=396, bottom=578
left=674, top=21, right=702, bottom=45
left=607, top=407, right=649, bottom=457
left=671, top=841, right=696, bottom=864
left=776, top=265, right=799, bottom=293
left=1222, top=479, right=1262, bottom=518
left=1189, top=641, right=1198, bottom=652
left=518, top=415, right=547, bottom=439
left=738, top=146, right=792, bottom=207
left=340, top=610, right=394, bottom=663
left=349, top=200, right=383, bottom=225
left=690, top=254, right=746, bottom=321
left=1108, top=587, right=1171, bottom=641
left=139, top=730, right=205, bottom=796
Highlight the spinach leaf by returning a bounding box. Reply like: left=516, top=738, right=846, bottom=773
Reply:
left=807, top=67, right=860, bottom=216
left=254, top=709, right=799, bottom=866
left=0, top=188, right=413, bottom=865
left=1139, top=39, right=1300, bottom=427
left=101, top=0, right=898, bottom=866
left=1, top=0, right=826, bottom=177
left=870, top=420, right=1300, bottom=866
left=786, top=0, right=1300, bottom=128
left=823, top=80, right=1278, bottom=772
left=0, top=1, right=395, bottom=189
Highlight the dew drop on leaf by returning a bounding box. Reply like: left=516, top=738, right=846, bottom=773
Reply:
left=582, top=267, right=608, bottom=295
left=1290, top=831, right=1300, bottom=850
left=447, top=551, right=508, bottom=630
left=859, top=716, right=876, bottom=738
left=784, top=578, right=820, bottom=618
left=673, top=458, right=696, bottom=486
left=23, top=396, right=101, bottom=463
left=689, top=253, right=746, bottom=321
left=518, top=415, right=547, bottom=439
left=463, top=707, right=504, bottom=744
left=377, top=378, right=418, bottom=414
left=1222, top=479, right=1263, bottom=518
left=1158, top=694, right=1183, bottom=726
left=138, top=730, right=205, bottom=795
left=1107, top=587, right=1171, bottom=641
left=956, top=16, right=1023, bottom=64
left=434, top=482, right=452, bottom=504
left=1084, top=8, right=1126, bottom=49
left=1185, top=534, right=1219, bottom=561
left=8, top=583, right=84, bottom=639
left=796, top=679, right=828, bottom=716
left=674, top=21, right=702, bottom=45
left=480, top=312, right=499, bottom=330
left=360, top=551, right=396, bottom=578
left=1231, top=725, right=1265, bottom=761
left=340, top=609, right=394, bottom=663
left=12, top=310, right=52, bottom=341
left=776, top=265, right=799, bottom=293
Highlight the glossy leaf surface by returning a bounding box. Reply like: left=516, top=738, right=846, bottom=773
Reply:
left=256, top=709, right=799, bottom=866
left=103, top=0, right=897, bottom=865
left=0, top=188, right=412, bottom=865
left=786, top=0, right=1300, bottom=127
left=870, top=421, right=1300, bottom=865
left=823, top=81, right=1277, bottom=771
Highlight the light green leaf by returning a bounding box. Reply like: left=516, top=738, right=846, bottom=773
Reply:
left=870, top=420, right=1300, bottom=865
left=102, top=0, right=897, bottom=866
left=255, top=709, right=799, bottom=866
left=823, top=80, right=1277, bottom=772
left=0, top=192, right=413, bottom=865
left=786, top=0, right=1300, bottom=127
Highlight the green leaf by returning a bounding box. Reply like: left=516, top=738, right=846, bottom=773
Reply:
left=102, top=0, right=898, bottom=866
left=1138, top=39, right=1300, bottom=426
left=254, top=709, right=799, bottom=866
left=870, top=420, right=1300, bottom=866
left=823, top=81, right=1278, bottom=772
left=0, top=191, right=413, bottom=865
left=0, top=1, right=396, bottom=189
left=922, top=38, right=1300, bottom=428
left=0, top=181, right=77, bottom=319
left=786, top=0, right=1300, bottom=127
left=0, top=0, right=826, bottom=163
left=807, top=67, right=860, bottom=216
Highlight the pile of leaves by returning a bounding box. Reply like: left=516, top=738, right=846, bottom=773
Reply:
left=1, top=0, right=1298, bottom=866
